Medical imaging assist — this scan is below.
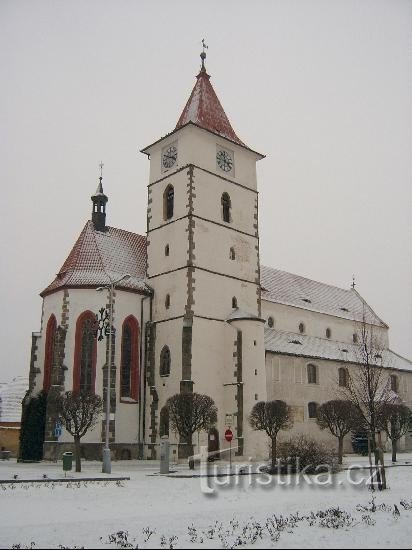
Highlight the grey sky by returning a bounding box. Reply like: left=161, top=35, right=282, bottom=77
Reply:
left=0, top=0, right=411, bottom=382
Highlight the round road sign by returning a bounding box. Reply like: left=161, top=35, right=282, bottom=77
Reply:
left=225, top=429, right=233, bottom=442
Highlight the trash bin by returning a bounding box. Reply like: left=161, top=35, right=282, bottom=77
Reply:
left=62, top=451, right=73, bottom=472
left=1, top=450, right=11, bottom=460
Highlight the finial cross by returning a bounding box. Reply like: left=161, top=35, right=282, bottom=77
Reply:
left=351, top=275, right=356, bottom=290
left=99, top=161, right=104, bottom=179
left=202, top=38, right=208, bottom=54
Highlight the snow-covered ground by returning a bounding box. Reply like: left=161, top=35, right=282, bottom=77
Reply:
left=1, top=454, right=411, bottom=549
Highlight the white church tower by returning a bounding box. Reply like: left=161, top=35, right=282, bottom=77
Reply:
left=141, top=49, right=268, bottom=460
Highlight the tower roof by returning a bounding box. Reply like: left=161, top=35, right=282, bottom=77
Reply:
left=175, top=66, right=245, bottom=147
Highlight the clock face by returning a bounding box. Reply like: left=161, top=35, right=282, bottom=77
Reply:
left=162, top=145, right=178, bottom=169
left=216, top=149, right=233, bottom=172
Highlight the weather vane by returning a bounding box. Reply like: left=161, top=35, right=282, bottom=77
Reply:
left=200, top=38, right=208, bottom=70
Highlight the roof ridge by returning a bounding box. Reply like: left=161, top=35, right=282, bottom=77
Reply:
left=261, top=265, right=354, bottom=295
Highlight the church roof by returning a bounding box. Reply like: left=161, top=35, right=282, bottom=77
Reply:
left=261, top=265, right=387, bottom=328
left=41, top=221, right=149, bottom=297
left=264, top=328, right=412, bottom=373
left=175, top=67, right=245, bottom=147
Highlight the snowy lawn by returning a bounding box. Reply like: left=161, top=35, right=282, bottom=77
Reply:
left=1, top=454, right=411, bottom=549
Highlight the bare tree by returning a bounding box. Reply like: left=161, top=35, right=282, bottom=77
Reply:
left=249, top=400, right=293, bottom=473
left=56, top=391, right=103, bottom=472
left=166, top=392, right=217, bottom=468
left=341, top=318, right=396, bottom=489
left=316, top=400, right=361, bottom=464
left=378, top=403, right=411, bottom=463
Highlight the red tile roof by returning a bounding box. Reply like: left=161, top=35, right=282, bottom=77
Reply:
left=176, top=67, right=245, bottom=147
left=41, top=221, right=148, bottom=297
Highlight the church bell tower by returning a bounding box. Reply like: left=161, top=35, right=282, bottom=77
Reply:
left=141, top=47, right=268, bottom=460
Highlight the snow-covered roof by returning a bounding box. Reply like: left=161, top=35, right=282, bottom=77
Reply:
left=226, top=308, right=265, bottom=323
left=175, top=67, right=246, bottom=147
left=0, top=376, right=28, bottom=423
left=264, top=328, right=412, bottom=373
left=261, top=266, right=387, bottom=328
left=41, top=221, right=149, bottom=297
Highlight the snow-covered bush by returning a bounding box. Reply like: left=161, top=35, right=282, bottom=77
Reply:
left=278, top=435, right=339, bottom=474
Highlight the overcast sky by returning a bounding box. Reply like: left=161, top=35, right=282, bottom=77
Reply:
left=0, top=0, right=411, bottom=382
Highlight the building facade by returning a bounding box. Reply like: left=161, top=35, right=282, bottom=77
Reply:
left=24, top=54, right=412, bottom=461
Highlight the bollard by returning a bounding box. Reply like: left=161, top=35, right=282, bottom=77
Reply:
left=160, top=436, right=170, bottom=474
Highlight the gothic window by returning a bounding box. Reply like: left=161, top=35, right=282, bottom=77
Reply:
left=160, top=346, right=171, bottom=377
left=390, top=375, right=399, bottom=393
left=299, top=322, right=305, bottom=334
left=307, top=364, right=318, bottom=385
left=326, top=327, right=331, bottom=339
left=43, top=315, right=57, bottom=392
left=221, top=192, right=231, bottom=223
left=120, top=316, right=139, bottom=400
left=267, top=316, right=274, bottom=328
left=160, top=406, right=169, bottom=437
left=164, top=185, right=174, bottom=220
left=339, top=367, right=349, bottom=388
left=308, top=402, right=319, bottom=419
left=232, top=296, right=238, bottom=309
left=73, top=311, right=97, bottom=393
left=230, top=247, right=235, bottom=260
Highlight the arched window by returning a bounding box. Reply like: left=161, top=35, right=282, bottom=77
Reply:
left=221, top=192, right=231, bottom=223
left=73, top=311, right=97, bottom=393
left=326, top=327, right=331, bottom=339
left=120, top=316, right=140, bottom=401
left=230, top=247, right=235, bottom=260
left=165, top=294, right=170, bottom=309
left=160, top=406, right=169, bottom=437
left=164, top=185, right=174, bottom=220
left=267, top=316, right=274, bottom=328
left=232, top=296, right=238, bottom=309
left=160, top=346, right=171, bottom=377
left=43, top=315, right=57, bottom=392
left=299, top=322, right=305, bottom=334
left=308, top=402, right=319, bottom=419
left=339, top=367, right=348, bottom=388
left=390, top=375, right=399, bottom=393
left=307, top=364, right=318, bottom=384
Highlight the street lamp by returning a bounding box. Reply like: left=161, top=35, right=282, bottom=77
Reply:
left=96, top=273, right=131, bottom=474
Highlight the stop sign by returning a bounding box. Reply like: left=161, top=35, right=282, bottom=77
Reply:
left=225, top=429, right=233, bottom=442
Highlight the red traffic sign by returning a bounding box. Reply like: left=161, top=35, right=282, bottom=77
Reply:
left=225, top=429, right=233, bottom=442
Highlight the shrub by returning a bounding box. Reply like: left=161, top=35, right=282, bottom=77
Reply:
left=278, top=435, right=339, bottom=474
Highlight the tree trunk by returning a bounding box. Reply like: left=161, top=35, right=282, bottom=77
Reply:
left=74, top=436, right=81, bottom=473
left=338, top=436, right=344, bottom=465
left=392, top=439, right=398, bottom=463
left=271, top=436, right=277, bottom=473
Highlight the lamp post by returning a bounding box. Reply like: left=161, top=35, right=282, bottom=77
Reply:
left=96, top=274, right=131, bottom=474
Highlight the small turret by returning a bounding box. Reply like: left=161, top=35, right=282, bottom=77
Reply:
left=91, top=162, right=108, bottom=232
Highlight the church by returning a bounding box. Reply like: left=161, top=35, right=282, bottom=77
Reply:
left=24, top=51, right=412, bottom=462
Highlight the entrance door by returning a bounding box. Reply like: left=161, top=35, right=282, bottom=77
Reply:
left=208, top=428, right=220, bottom=461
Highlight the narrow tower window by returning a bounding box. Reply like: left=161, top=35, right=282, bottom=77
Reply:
left=299, top=322, right=305, bottom=334
left=221, top=192, right=231, bottom=223
left=165, top=244, right=170, bottom=256
left=326, top=327, right=331, bottom=339
left=165, top=294, right=170, bottom=309
left=164, top=185, right=174, bottom=220
left=267, top=316, right=274, bottom=328
left=339, top=367, right=348, bottom=388
left=160, top=346, right=171, bottom=377
left=232, top=296, right=238, bottom=309
left=230, top=247, right=235, bottom=260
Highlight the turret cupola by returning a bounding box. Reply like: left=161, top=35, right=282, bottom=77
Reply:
left=91, top=162, right=108, bottom=232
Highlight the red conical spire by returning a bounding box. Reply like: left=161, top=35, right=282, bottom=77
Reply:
left=175, top=46, right=245, bottom=146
